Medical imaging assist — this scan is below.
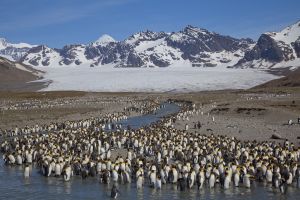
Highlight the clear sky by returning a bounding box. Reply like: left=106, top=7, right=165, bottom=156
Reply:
left=0, top=0, right=299, bottom=48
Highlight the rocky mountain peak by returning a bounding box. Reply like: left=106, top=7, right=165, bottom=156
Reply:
left=93, top=34, right=116, bottom=46
left=126, top=30, right=168, bottom=45
left=234, top=21, right=300, bottom=69
left=183, top=25, right=211, bottom=35
left=0, top=38, right=8, bottom=49
left=266, top=20, right=300, bottom=44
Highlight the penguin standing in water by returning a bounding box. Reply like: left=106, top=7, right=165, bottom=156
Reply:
left=219, top=172, right=225, bottom=188
left=149, top=170, right=156, bottom=188
left=81, top=166, right=89, bottom=179
left=16, top=153, right=23, bottom=165
left=224, top=171, right=231, bottom=189
left=156, top=175, right=162, bottom=189
left=196, top=169, right=205, bottom=189
left=112, top=169, right=119, bottom=182
left=243, top=173, right=251, bottom=188
left=177, top=174, right=187, bottom=191
left=233, top=169, right=240, bottom=187
left=136, top=174, right=144, bottom=189
left=101, top=170, right=110, bottom=184
left=279, top=178, right=287, bottom=194
left=111, top=184, right=119, bottom=199
left=64, top=165, right=72, bottom=182
left=280, top=167, right=289, bottom=194
left=24, top=164, right=30, bottom=178
left=273, top=172, right=281, bottom=188
left=209, top=172, right=216, bottom=189
left=296, top=166, right=300, bottom=188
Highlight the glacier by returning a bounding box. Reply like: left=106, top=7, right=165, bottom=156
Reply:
left=34, top=63, right=278, bottom=92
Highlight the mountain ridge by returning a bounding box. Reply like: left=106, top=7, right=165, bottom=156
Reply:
left=0, top=21, right=299, bottom=70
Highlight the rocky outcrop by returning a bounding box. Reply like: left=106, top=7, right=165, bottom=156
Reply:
left=235, top=21, right=300, bottom=69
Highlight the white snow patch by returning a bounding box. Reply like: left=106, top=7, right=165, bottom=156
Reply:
left=273, top=57, right=300, bottom=69
left=268, top=21, right=300, bottom=44
left=135, top=38, right=165, bottom=53
left=10, top=42, right=36, bottom=49
left=0, top=37, right=36, bottom=50
left=240, top=57, right=300, bottom=70
left=33, top=63, right=279, bottom=92
left=169, top=33, right=186, bottom=42
left=93, top=34, right=116, bottom=46
left=0, top=38, right=7, bottom=49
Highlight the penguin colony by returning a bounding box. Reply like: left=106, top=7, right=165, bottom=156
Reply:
left=0, top=99, right=161, bottom=137
left=1, top=101, right=300, bottom=195
left=0, top=95, right=161, bottom=112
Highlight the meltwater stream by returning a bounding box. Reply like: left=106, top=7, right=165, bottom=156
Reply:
left=0, top=103, right=299, bottom=199
left=117, top=102, right=180, bottom=130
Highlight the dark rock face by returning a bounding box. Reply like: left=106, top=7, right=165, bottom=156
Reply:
left=60, top=45, right=79, bottom=59
left=235, top=33, right=297, bottom=67
left=59, top=59, right=72, bottom=65
left=166, top=25, right=253, bottom=63
left=235, top=21, right=300, bottom=68
left=96, top=43, right=133, bottom=66
left=59, top=44, right=84, bottom=65
left=20, top=45, right=59, bottom=66
left=24, top=45, right=45, bottom=54
left=150, top=54, right=170, bottom=67
left=41, top=58, right=50, bottom=66
left=85, top=46, right=101, bottom=60
left=292, top=39, right=300, bottom=58
left=127, top=30, right=168, bottom=45
left=244, top=34, right=285, bottom=62
left=18, top=46, right=42, bottom=66
left=0, top=46, right=30, bottom=61
left=74, top=60, right=82, bottom=65
left=126, top=52, right=144, bottom=67
left=27, top=57, right=40, bottom=66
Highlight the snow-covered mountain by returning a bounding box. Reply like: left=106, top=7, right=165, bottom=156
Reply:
left=0, top=38, right=36, bottom=61
left=234, top=20, right=300, bottom=70
left=20, top=45, right=62, bottom=66
left=1, top=22, right=299, bottom=71
left=1, top=27, right=255, bottom=68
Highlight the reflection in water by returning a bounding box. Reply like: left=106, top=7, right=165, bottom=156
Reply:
left=136, top=188, right=144, bottom=200
left=63, top=181, right=72, bottom=194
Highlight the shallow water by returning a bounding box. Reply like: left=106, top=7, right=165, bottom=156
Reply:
left=117, top=103, right=180, bottom=130
left=1, top=161, right=299, bottom=200
left=0, top=103, right=299, bottom=199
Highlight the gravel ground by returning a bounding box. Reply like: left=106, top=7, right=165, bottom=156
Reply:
left=173, top=92, right=300, bottom=146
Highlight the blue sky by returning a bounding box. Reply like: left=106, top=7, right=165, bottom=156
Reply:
left=0, top=0, right=299, bottom=48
